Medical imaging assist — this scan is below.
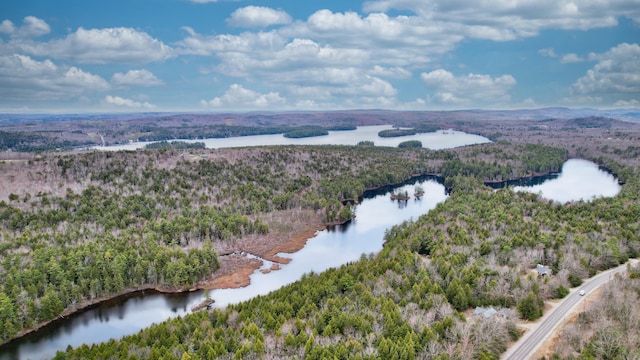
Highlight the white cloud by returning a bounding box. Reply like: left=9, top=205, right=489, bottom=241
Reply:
left=296, top=9, right=462, bottom=63
left=227, top=6, right=292, bottom=28
left=560, top=53, right=585, bottom=63
left=0, top=54, right=109, bottom=101
left=421, top=69, right=516, bottom=105
left=538, top=48, right=557, bottom=57
left=105, top=95, right=156, bottom=109
left=570, top=43, right=640, bottom=102
left=0, top=16, right=50, bottom=38
left=562, top=95, right=603, bottom=104
left=20, top=16, right=50, bottom=37
left=202, top=84, right=285, bottom=109
left=363, top=0, right=640, bottom=40
left=613, top=99, right=639, bottom=107
left=12, top=27, right=175, bottom=64
left=0, top=20, right=15, bottom=34
left=369, top=65, right=411, bottom=79
left=111, top=69, right=164, bottom=87
left=540, top=49, right=585, bottom=64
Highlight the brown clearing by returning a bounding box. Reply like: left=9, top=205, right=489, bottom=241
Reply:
left=200, top=219, right=325, bottom=290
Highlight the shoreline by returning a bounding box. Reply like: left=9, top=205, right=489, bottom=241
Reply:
left=0, top=222, right=328, bottom=347
left=1, top=169, right=564, bottom=347
left=0, top=283, right=194, bottom=347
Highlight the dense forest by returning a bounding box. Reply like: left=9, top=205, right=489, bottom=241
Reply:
left=0, top=115, right=639, bottom=359
left=0, top=142, right=569, bottom=343
left=51, top=161, right=640, bottom=360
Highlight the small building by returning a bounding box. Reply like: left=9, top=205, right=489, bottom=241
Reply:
left=473, top=306, right=497, bottom=318
left=536, top=264, right=552, bottom=276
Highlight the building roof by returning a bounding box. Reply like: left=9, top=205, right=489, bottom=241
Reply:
left=473, top=306, right=497, bottom=318
left=536, top=264, right=552, bottom=275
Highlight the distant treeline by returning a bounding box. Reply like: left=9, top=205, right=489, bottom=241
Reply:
left=0, top=131, right=92, bottom=152
left=283, top=126, right=329, bottom=138
left=398, top=140, right=422, bottom=148
left=144, top=141, right=206, bottom=150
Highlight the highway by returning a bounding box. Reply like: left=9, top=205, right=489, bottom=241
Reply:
left=502, top=260, right=636, bottom=360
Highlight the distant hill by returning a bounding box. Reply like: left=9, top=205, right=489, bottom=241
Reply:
left=0, top=108, right=638, bottom=151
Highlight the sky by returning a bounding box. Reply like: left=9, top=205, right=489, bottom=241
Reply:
left=0, top=0, right=639, bottom=113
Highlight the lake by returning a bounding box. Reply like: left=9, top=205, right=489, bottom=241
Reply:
left=90, top=125, right=491, bottom=151
left=512, top=159, right=621, bottom=203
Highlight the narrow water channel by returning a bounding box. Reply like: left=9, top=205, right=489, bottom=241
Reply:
left=1, top=159, right=621, bottom=359
left=1, top=177, right=448, bottom=360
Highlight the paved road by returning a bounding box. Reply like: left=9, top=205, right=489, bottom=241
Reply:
left=502, top=260, right=636, bottom=360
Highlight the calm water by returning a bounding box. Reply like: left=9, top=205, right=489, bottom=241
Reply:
left=512, top=159, right=621, bottom=203
left=90, top=125, right=491, bottom=151
left=0, top=159, right=621, bottom=359
left=1, top=178, right=448, bottom=360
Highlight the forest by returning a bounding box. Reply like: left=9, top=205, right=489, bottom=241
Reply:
left=0, top=115, right=639, bottom=359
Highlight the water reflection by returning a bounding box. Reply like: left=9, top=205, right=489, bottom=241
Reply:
left=208, top=179, right=448, bottom=308
left=1, top=159, right=621, bottom=359
left=0, top=178, right=447, bottom=360
left=513, top=159, right=621, bottom=203
left=91, top=126, right=490, bottom=151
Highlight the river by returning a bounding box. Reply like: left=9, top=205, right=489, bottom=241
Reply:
left=0, top=159, right=621, bottom=359
left=0, top=178, right=448, bottom=360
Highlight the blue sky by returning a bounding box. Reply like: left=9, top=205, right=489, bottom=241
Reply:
left=0, top=0, right=639, bottom=112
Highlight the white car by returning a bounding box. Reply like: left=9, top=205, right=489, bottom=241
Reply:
left=579, top=290, right=586, bottom=296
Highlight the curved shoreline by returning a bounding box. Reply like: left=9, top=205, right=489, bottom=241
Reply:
left=0, top=283, right=193, bottom=348
left=0, top=169, right=567, bottom=347
left=0, top=223, right=328, bottom=348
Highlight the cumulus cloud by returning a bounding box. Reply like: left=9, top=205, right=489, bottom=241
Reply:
left=11, top=27, right=175, bottom=64
left=363, top=0, right=640, bottom=40
left=421, top=69, right=516, bottom=105
left=0, top=54, right=109, bottom=101
left=176, top=11, right=453, bottom=80
left=570, top=43, right=640, bottom=102
left=0, top=16, right=50, bottom=38
left=105, top=95, right=156, bottom=109
left=368, top=65, right=411, bottom=79
left=0, top=20, right=15, bottom=34
left=201, top=84, right=285, bottom=109
left=298, top=9, right=462, bottom=61
left=111, top=69, right=164, bottom=87
left=560, top=53, right=585, bottom=63
left=227, top=6, right=292, bottom=28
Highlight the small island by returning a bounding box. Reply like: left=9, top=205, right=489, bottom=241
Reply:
left=283, top=126, right=329, bottom=138
left=144, top=141, right=206, bottom=150
left=398, top=140, right=422, bottom=148
left=390, top=190, right=410, bottom=201
left=414, top=185, right=425, bottom=198
left=326, top=124, right=357, bottom=131
left=378, top=128, right=417, bottom=137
